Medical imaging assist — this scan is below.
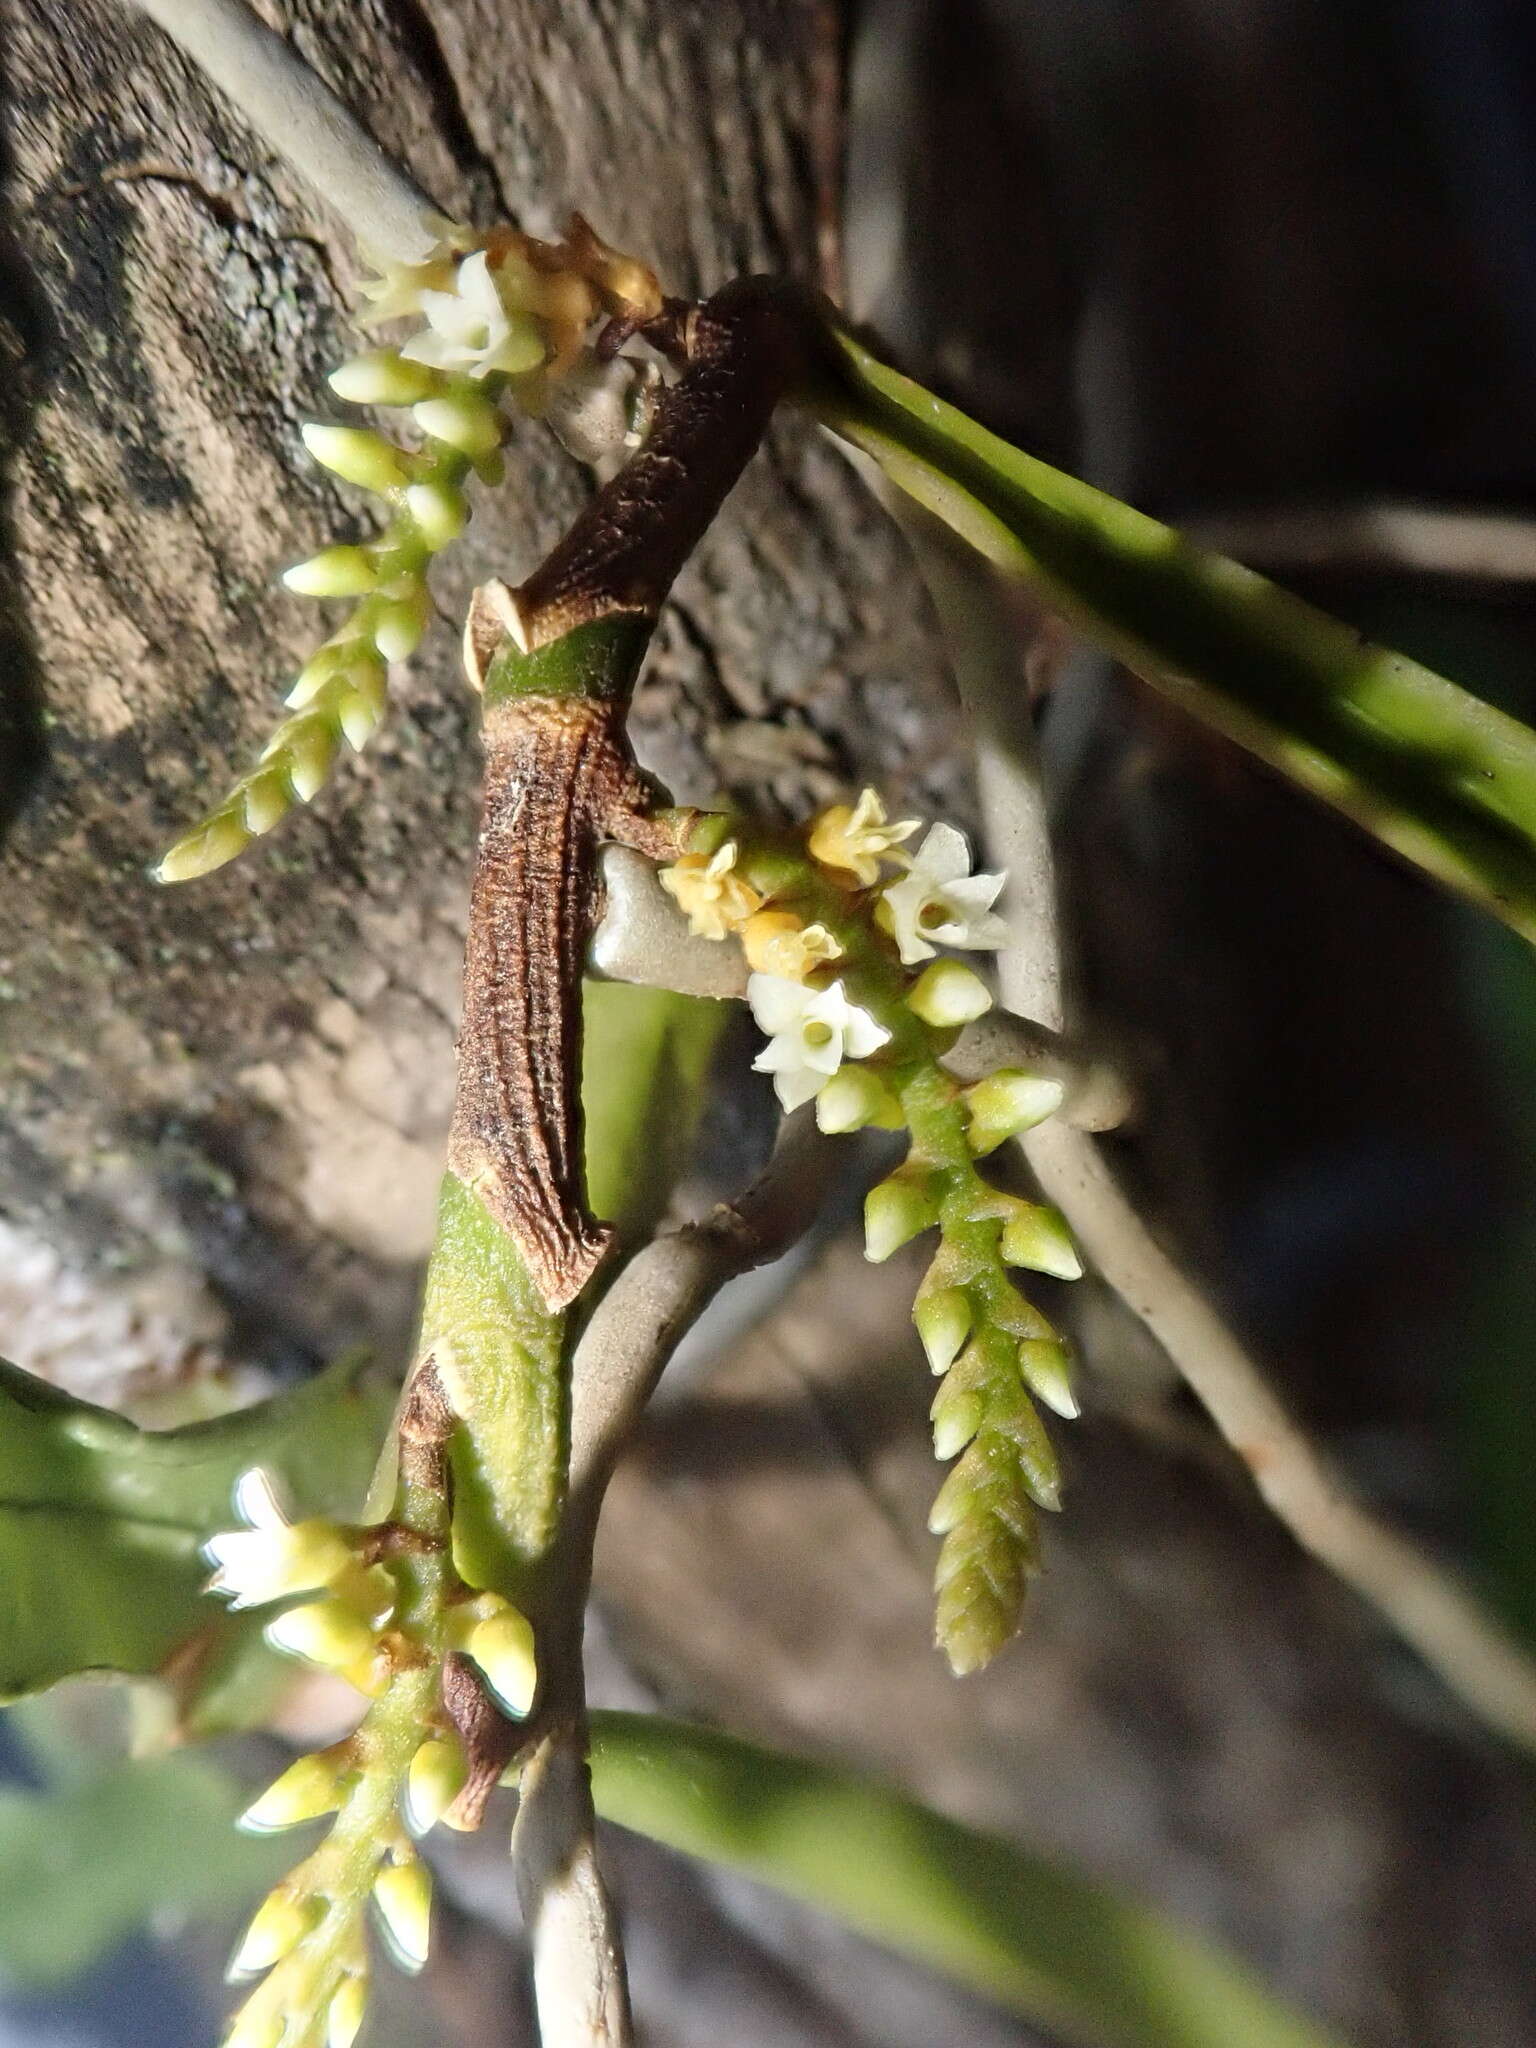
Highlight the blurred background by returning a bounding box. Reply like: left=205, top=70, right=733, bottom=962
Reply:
left=3, top=0, right=1536, bottom=2041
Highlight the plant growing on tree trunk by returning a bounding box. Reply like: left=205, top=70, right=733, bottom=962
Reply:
left=11, top=5, right=1536, bottom=2047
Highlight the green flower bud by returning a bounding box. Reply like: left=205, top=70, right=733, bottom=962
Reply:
left=241, top=768, right=290, bottom=837
left=999, top=1200, right=1082, bottom=1281
left=405, top=478, right=468, bottom=549
left=265, top=716, right=338, bottom=803
left=285, top=639, right=359, bottom=708
left=863, top=1170, right=940, bottom=1262
left=964, top=1069, right=1066, bottom=1155
left=301, top=423, right=410, bottom=493
left=239, top=1751, right=342, bottom=1833
left=405, top=1734, right=469, bottom=1836
left=930, top=1375, right=985, bottom=1460
left=264, top=1596, right=377, bottom=1673
left=907, top=958, right=994, bottom=1027
left=281, top=546, right=379, bottom=598
left=336, top=666, right=387, bottom=750
left=373, top=1855, right=432, bottom=1973
left=815, top=1066, right=901, bottom=1134
left=229, top=1884, right=319, bottom=1978
left=224, top=2002, right=285, bottom=2048
left=326, top=1974, right=368, bottom=2048
left=412, top=393, right=503, bottom=458
left=1019, top=1337, right=1078, bottom=1419
left=913, top=1285, right=972, bottom=1374
left=372, top=585, right=430, bottom=662
left=464, top=1604, right=538, bottom=1718
left=329, top=348, right=441, bottom=406
left=156, top=807, right=249, bottom=883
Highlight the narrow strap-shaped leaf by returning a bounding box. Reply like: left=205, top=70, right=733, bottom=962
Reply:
left=588, top=1710, right=1350, bottom=2048
left=812, top=330, right=1536, bottom=942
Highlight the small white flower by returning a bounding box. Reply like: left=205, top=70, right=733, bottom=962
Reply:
left=204, top=1469, right=353, bottom=1611
left=808, top=787, right=920, bottom=887
left=748, top=973, right=891, bottom=1113
left=400, top=251, right=545, bottom=379
left=880, top=823, right=1008, bottom=965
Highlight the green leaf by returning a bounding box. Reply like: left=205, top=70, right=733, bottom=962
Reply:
left=0, top=1351, right=393, bottom=1703
left=0, top=1750, right=287, bottom=1987
left=588, top=1711, right=1350, bottom=2048
left=812, top=330, right=1536, bottom=943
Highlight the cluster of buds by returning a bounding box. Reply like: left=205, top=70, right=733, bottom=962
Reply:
left=659, top=790, right=1083, bottom=1671
left=158, top=217, right=663, bottom=884
left=205, top=1467, right=538, bottom=2044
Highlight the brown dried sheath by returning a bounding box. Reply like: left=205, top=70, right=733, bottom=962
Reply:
left=447, top=279, right=816, bottom=1311
left=448, top=692, right=679, bottom=1310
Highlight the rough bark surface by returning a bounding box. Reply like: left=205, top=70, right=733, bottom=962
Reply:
left=1, top=0, right=955, bottom=1378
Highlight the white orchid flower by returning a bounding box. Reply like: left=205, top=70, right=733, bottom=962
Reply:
left=203, top=1468, right=353, bottom=1610
left=880, top=823, right=1008, bottom=965
left=400, top=251, right=545, bottom=379
left=748, top=973, right=891, bottom=1112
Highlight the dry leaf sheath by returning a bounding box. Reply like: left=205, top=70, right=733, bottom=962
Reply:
left=449, top=278, right=815, bottom=1310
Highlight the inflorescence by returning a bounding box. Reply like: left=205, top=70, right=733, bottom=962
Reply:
left=660, top=789, right=1082, bottom=1677
left=157, top=218, right=662, bottom=885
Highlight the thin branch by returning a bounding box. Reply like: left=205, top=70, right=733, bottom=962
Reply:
left=909, top=514, right=1536, bottom=1754
left=125, top=0, right=442, bottom=260
left=1184, top=500, right=1536, bottom=586
left=507, top=1110, right=837, bottom=2047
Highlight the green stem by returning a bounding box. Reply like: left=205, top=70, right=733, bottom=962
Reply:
left=807, top=327, right=1536, bottom=943
left=587, top=1711, right=1350, bottom=2048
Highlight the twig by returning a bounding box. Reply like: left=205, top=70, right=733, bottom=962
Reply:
left=910, top=515, right=1536, bottom=1753
left=508, top=1111, right=836, bottom=2046
left=125, top=0, right=441, bottom=260
left=1184, top=500, right=1536, bottom=586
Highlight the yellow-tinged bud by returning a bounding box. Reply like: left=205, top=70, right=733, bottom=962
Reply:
left=301, top=423, right=410, bottom=493
left=327, top=1972, right=368, bottom=2048
left=404, top=478, right=467, bottom=549
left=907, top=958, right=994, bottom=1027
left=281, top=546, right=379, bottom=598
left=372, top=586, right=430, bottom=662
left=465, top=1606, right=538, bottom=1718
left=240, top=769, right=289, bottom=837
left=412, top=393, right=502, bottom=458
left=329, top=348, right=441, bottom=406
left=1020, top=1337, right=1078, bottom=1419
left=224, top=1999, right=285, bottom=2048
left=913, top=1285, right=972, bottom=1374
left=405, top=1734, right=468, bottom=1836
left=265, top=1596, right=378, bottom=1673
left=261, top=715, right=338, bottom=804
left=814, top=1065, right=901, bottom=1134
left=156, top=808, right=249, bottom=883
left=863, top=1171, right=940, bottom=1263
left=336, top=664, right=388, bottom=750
left=741, top=910, right=843, bottom=979
left=999, top=1200, right=1082, bottom=1281
left=240, top=1751, right=342, bottom=1833
left=229, top=1885, right=318, bottom=1978
left=927, top=1444, right=984, bottom=1535
left=287, top=639, right=363, bottom=708
left=373, top=1856, right=432, bottom=1973
left=964, top=1069, right=1065, bottom=1155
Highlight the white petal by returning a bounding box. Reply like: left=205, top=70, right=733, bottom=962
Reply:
left=881, top=875, right=940, bottom=965
left=841, top=1008, right=892, bottom=1060
left=771, top=1063, right=823, bottom=1112
left=234, top=1468, right=287, bottom=1531
left=456, top=251, right=502, bottom=320
left=942, top=872, right=1007, bottom=914
left=399, top=330, right=460, bottom=370
left=751, top=1037, right=805, bottom=1076
left=912, top=822, right=973, bottom=885
left=799, top=1032, right=845, bottom=1078
left=747, top=972, right=811, bottom=1037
